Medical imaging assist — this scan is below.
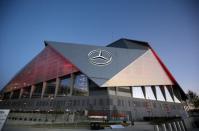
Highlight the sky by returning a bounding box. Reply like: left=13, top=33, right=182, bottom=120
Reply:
left=0, top=0, right=198, bottom=94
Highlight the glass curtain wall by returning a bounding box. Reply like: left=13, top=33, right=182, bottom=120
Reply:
left=21, top=86, right=31, bottom=98
left=58, top=73, right=89, bottom=96
left=3, top=92, right=10, bottom=99
left=89, top=79, right=107, bottom=96
left=73, top=74, right=88, bottom=96
left=117, top=87, right=131, bottom=97
left=32, top=83, right=43, bottom=98
left=12, top=89, right=20, bottom=99
left=57, top=76, right=71, bottom=96
left=44, top=80, right=56, bottom=98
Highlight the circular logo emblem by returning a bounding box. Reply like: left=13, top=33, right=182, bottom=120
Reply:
left=88, top=49, right=112, bottom=66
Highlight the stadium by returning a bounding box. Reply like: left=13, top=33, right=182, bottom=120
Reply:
left=0, top=38, right=187, bottom=127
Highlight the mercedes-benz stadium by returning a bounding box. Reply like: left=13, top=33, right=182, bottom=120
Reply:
left=0, top=38, right=187, bottom=127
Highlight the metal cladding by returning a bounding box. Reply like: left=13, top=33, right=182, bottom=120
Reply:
left=4, top=46, right=79, bottom=92
left=3, top=38, right=186, bottom=100
left=45, top=41, right=147, bottom=86
left=102, top=49, right=173, bottom=87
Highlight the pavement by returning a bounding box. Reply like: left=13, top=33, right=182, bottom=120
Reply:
left=3, top=126, right=199, bottom=131
left=2, top=126, right=152, bottom=131
left=3, top=124, right=199, bottom=131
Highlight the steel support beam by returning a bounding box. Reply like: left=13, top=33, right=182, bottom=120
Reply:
left=151, top=86, right=157, bottom=100
left=54, top=77, right=60, bottom=98
left=131, top=87, right=133, bottom=97
left=9, top=91, right=13, bottom=99
left=19, top=88, right=24, bottom=99
left=115, top=87, right=118, bottom=96
left=166, top=85, right=175, bottom=102
left=41, top=81, right=47, bottom=99
left=141, top=86, right=146, bottom=99
left=69, top=73, right=75, bottom=96
left=30, top=85, right=35, bottom=99
left=159, top=85, right=166, bottom=101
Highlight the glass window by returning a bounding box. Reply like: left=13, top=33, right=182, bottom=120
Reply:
left=73, top=74, right=88, bottom=96
left=12, top=89, right=20, bottom=99
left=32, top=83, right=42, bottom=98
left=89, top=79, right=108, bottom=96
left=44, top=80, right=56, bottom=98
left=108, top=87, right=116, bottom=95
left=58, top=76, right=71, bottom=96
left=3, top=92, right=10, bottom=100
left=117, top=87, right=131, bottom=97
left=21, top=86, right=31, bottom=99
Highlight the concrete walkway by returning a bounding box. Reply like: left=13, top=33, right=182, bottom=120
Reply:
left=3, top=126, right=153, bottom=131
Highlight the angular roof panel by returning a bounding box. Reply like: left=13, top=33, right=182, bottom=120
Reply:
left=107, top=38, right=150, bottom=50
left=45, top=41, right=148, bottom=86
left=102, top=50, right=174, bottom=87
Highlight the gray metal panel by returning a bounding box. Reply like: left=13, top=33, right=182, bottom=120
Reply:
left=107, top=38, right=149, bottom=50
left=46, top=41, right=148, bottom=87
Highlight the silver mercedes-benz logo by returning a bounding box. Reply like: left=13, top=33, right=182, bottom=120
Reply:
left=88, top=49, right=112, bottom=66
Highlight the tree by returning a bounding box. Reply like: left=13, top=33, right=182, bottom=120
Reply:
left=187, top=90, right=199, bottom=108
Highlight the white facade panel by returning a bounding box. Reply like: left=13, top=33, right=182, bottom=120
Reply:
left=102, top=50, right=173, bottom=87
left=156, top=86, right=166, bottom=101
left=164, top=85, right=174, bottom=102
left=145, top=86, right=156, bottom=100
left=133, top=87, right=145, bottom=99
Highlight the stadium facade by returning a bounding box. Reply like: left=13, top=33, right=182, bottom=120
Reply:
left=0, top=38, right=187, bottom=123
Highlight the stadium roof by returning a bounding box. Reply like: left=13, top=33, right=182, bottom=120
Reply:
left=3, top=38, right=187, bottom=100
left=45, top=40, right=148, bottom=86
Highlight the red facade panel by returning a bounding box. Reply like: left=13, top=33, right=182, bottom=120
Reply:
left=5, top=46, right=79, bottom=92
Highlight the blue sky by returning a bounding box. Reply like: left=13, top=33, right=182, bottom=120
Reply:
left=0, top=0, right=198, bottom=93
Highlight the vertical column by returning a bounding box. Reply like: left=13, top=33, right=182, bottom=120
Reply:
left=115, top=87, right=118, bottom=96
left=19, top=88, right=24, bottom=99
left=151, top=86, right=157, bottom=100
left=69, top=73, right=75, bottom=96
left=173, top=86, right=182, bottom=102
left=41, top=81, right=47, bottom=99
left=159, top=85, right=166, bottom=101
left=106, top=86, right=109, bottom=95
left=176, top=121, right=182, bottom=131
left=180, top=121, right=186, bottom=131
left=172, top=122, right=178, bottom=131
left=54, top=77, right=60, bottom=98
left=162, top=124, right=166, bottom=131
left=166, top=85, right=175, bottom=102
left=30, top=85, right=35, bottom=98
left=167, top=123, right=173, bottom=131
left=9, top=91, right=13, bottom=99
left=131, top=87, right=133, bottom=97
left=154, top=125, right=159, bottom=131
left=141, top=86, right=146, bottom=99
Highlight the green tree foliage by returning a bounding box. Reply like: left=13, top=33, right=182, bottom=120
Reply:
left=187, top=90, right=199, bottom=108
